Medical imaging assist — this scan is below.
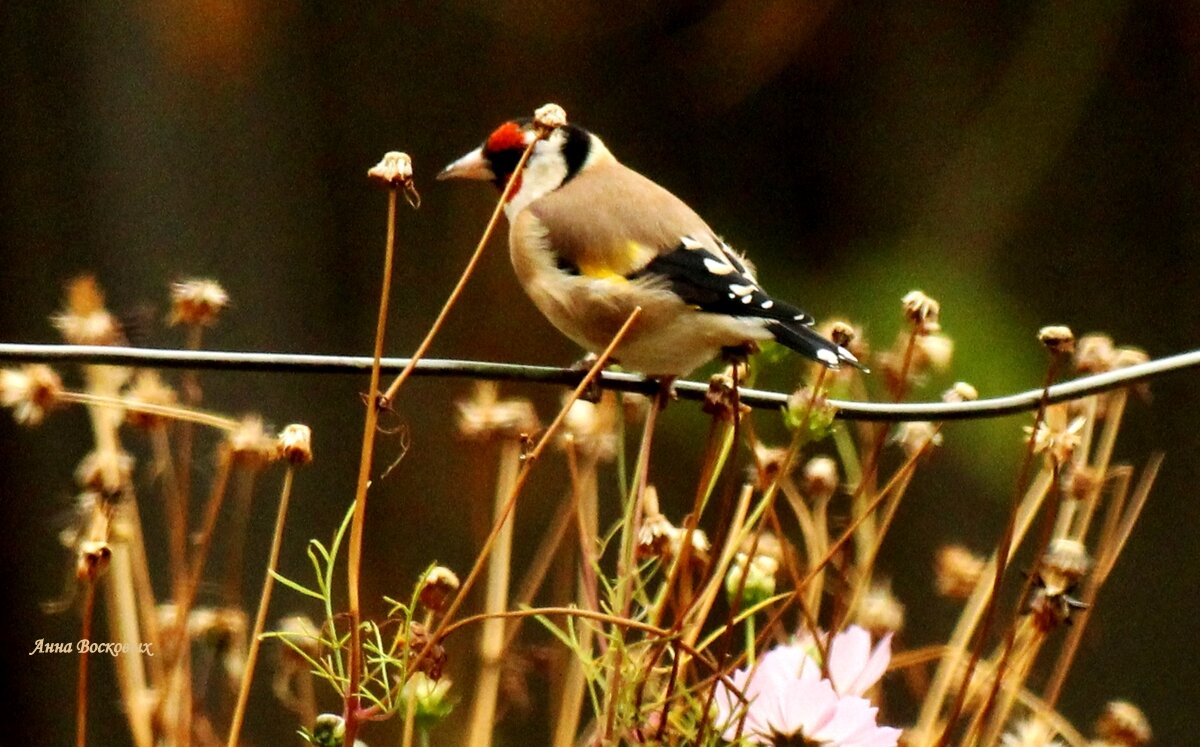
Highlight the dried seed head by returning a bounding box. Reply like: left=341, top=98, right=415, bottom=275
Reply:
left=559, top=393, right=618, bottom=462
left=229, top=416, right=280, bottom=467
left=53, top=276, right=123, bottom=346
left=942, top=381, right=979, bottom=403
left=75, top=449, right=135, bottom=495
left=935, top=544, right=985, bottom=598
left=750, top=444, right=792, bottom=491
left=912, top=332, right=954, bottom=372
left=277, top=424, right=313, bottom=466
left=1094, top=700, right=1151, bottom=745
left=533, top=103, right=568, bottom=133
left=1, top=364, right=63, bottom=425
left=76, top=539, right=112, bottom=582
left=1038, top=325, right=1076, bottom=355
left=1074, top=333, right=1116, bottom=374
left=405, top=622, right=447, bottom=680
left=457, top=382, right=539, bottom=440
left=827, top=321, right=856, bottom=349
left=1027, top=573, right=1087, bottom=632
left=123, top=370, right=178, bottom=429
left=419, top=566, right=460, bottom=614
left=855, top=582, right=905, bottom=635
left=1064, top=464, right=1102, bottom=501
left=1041, top=538, right=1091, bottom=594
left=818, top=319, right=870, bottom=364
left=367, top=150, right=414, bottom=186
left=170, top=278, right=229, bottom=327
left=703, top=367, right=751, bottom=421
left=901, top=290, right=941, bottom=333
left=802, top=456, right=840, bottom=499
left=637, top=486, right=676, bottom=559
left=891, top=421, right=943, bottom=458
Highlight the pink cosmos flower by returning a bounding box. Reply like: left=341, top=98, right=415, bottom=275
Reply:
left=713, top=626, right=900, bottom=746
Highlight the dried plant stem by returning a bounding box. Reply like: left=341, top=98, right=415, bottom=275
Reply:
left=227, top=466, right=297, bottom=747
left=502, top=489, right=579, bottom=651
left=466, top=437, right=524, bottom=747
left=935, top=356, right=1061, bottom=747
left=60, top=390, right=240, bottom=431
left=105, top=541, right=155, bottom=747
left=177, top=448, right=234, bottom=631
left=151, top=425, right=189, bottom=601
left=344, top=187, right=401, bottom=745
left=125, top=498, right=165, bottom=687
left=379, top=138, right=538, bottom=407
left=402, top=309, right=642, bottom=698
left=915, top=467, right=1055, bottom=743
left=77, top=580, right=96, bottom=747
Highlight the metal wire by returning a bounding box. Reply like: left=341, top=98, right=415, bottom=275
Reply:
left=1, top=343, right=1194, bottom=421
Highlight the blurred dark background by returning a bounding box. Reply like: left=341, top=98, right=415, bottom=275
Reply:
left=2, top=1, right=1198, bottom=744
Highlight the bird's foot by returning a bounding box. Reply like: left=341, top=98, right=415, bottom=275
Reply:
left=569, top=353, right=607, bottom=403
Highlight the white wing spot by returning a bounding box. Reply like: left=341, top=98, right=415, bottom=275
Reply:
left=741, top=295, right=753, bottom=304
left=761, top=299, right=774, bottom=309
left=703, top=258, right=734, bottom=275
left=817, top=349, right=839, bottom=366
left=793, top=314, right=805, bottom=321
left=729, top=284, right=755, bottom=297
left=681, top=235, right=704, bottom=250
left=728, top=292, right=736, bottom=299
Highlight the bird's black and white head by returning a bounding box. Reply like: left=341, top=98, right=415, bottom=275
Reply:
left=438, top=119, right=610, bottom=216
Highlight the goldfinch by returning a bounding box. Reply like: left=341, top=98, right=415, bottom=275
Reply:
left=438, top=119, right=862, bottom=377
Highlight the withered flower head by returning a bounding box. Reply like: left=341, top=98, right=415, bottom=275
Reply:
left=942, top=381, right=979, bottom=403
left=856, top=582, right=905, bottom=635
left=400, top=671, right=454, bottom=723
left=169, top=278, right=229, bottom=327
left=367, top=151, right=414, bottom=186
left=419, top=566, right=460, bottom=614
left=1000, top=718, right=1063, bottom=747
left=277, top=424, right=313, bottom=466
left=76, top=539, right=112, bottom=582
left=558, top=393, right=617, bottom=462
left=534, top=103, right=568, bottom=133
left=53, top=276, right=122, bottom=346
left=703, top=364, right=752, bottom=421
left=229, top=416, right=280, bottom=467
left=637, top=485, right=675, bottom=559
left=1, top=364, right=63, bottom=425
left=1038, top=325, right=1076, bottom=355
left=901, top=290, right=941, bottom=333
left=457, top=382, right=539, bottom=440
left=1025, top=404, right=1085, bottom=464
left=75, top=449, right=134, bottom=495
left=123, top=370, right=178, bottom=429
left=1074, top=333, right=1116, bottom=374
left=1040, top=538, right=1091, bottom=595
left=802, top=456, right=840, bottom=499
left=935, top=544, right=985, bottom=598
left=405, top=622, right=447, bottom=680
left=1094, top=700, right=1151, bottom=745
left=891, top=421, right=943, bottom=458
left=912, top=332, right=954, bottom=372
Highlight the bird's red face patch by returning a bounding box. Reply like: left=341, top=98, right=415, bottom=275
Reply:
left=485, top=121, right=526, bottom=155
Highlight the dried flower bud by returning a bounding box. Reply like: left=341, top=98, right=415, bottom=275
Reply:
left=819, top=319, right=870, bottom=364
left=1094, top=700, right=1151, bottom=745
left=367, top=150, right=414, bottom=186
left=170, top=278, right=229, bottom=327
left=802, top=456, right=840, bottom=499
left=229, top=416, right=280, bottom=467
left=1064, top=464, right=1102, bottom=501
left=1074, top=334, right=1116, bottom=374
left=405, top=622, right=447, bottom=680
left=1, top=364, right=63, bottom=425
left=457, top=382, right=539, bottom=440
left=123, top=370, right=178, bottom=429
left=75, top=449, right=134, bottom=495
left=856, top=582, right=905, bottom=635
left=53, top=276, right=122, bottom=346
left=891, top=421, right=942, bottom=458
left=559, top=394, right=617, bottom=462
left=637, top=486, right=675, bottom=559
left=750, top=444, right=791, bottom=491
left=901, top=291, right=940, bottom=333
left=419, top=566, right=460, bottom=614
left=534, top=103, right=568, bottom=133
left=943, top=381, right=979, bottom=403
left=935, top=544, right=985, bottom=598
left=277, top=424, right=313, bottom=466
left=703, top=367, right=750, bottom=422
left=1038, top=325, right=1076, bottom=355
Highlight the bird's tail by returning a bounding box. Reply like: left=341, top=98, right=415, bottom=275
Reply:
left=766, top=319, right=867, bottom=371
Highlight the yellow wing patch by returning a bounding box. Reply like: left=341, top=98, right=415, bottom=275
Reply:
left=575, top=241, right=655, bottom=282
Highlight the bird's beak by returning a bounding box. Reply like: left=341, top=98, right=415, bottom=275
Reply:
left=437, top=147, right=495, bottom=181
